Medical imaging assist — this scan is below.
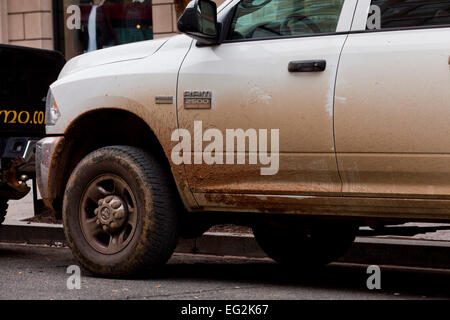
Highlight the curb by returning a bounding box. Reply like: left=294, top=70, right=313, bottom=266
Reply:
left=0, top=222, right=66, bottom=246
left=1, top=223, right=449, bottom=269
left=341, top=237, right=450, bottom=269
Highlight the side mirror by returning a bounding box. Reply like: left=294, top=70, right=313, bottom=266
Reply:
left=177, top=0, right=219, bottom=44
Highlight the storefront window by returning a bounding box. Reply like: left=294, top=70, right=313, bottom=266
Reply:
left=56, top=0, right=153, bottom=59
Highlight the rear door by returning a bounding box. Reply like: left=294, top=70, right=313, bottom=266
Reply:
left=177, top=0, right=357, bottom=207
left=335, top=0, right=450, bottom=198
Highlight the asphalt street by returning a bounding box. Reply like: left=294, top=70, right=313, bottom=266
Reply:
left=0, top=242, right=449, bottom=300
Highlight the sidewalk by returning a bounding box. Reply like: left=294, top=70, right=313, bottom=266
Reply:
left=4, top=188, right=35, bottom=225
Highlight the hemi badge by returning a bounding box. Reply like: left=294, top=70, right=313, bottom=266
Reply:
left=184, top=91, right=212, bottom=109
left=155, top=96, right=174, bottom=105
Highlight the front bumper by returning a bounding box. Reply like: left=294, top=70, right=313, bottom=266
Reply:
left=35, top=136, right=64, bottom=202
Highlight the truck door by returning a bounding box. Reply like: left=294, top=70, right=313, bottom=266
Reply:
left=177, top=0, right=357, bottom=208
left=335, top=0, right=450, bottom=198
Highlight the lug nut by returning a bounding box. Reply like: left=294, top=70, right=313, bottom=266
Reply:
left=115, top=211, right=124, bottom=219
left=111, top=202, right=121, bottom=209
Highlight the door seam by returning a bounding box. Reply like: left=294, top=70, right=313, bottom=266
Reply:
left=332, top=33, right=350, bottom=193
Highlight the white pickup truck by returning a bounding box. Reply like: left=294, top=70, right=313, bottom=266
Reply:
left=36, top=0, right=450, bottom=277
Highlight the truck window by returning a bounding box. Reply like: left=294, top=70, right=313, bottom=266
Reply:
left=228, top=0, right=345, bottom=40
left=367, top=0, right=450, bottom=30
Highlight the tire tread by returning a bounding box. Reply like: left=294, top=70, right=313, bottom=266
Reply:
left=63, top=145, right=179, bottom=277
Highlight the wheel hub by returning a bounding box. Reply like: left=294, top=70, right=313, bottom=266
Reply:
left=95, top=195, right=128, bottom=233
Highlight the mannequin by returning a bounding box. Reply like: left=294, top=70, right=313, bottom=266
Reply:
left=87, top=0, right=106, bottom=51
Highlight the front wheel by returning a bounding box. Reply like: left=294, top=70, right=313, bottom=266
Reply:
left=252, top=220, right=357, bottom=268
left=63, top=146, right=179, bottom=277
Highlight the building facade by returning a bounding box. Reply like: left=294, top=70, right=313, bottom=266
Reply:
left=0, top=0, right=222, bottom=59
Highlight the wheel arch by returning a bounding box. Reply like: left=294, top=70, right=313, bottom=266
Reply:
left=47, top=108, right=196, bottom=214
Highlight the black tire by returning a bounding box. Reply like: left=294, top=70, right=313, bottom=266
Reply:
left=252, top=220, right=357, bottom=268
left=0, top=199, right=8, bottom=225
left=63, top=146, right=179, bottom=278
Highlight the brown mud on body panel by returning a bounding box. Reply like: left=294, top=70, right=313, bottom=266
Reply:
left=338, top=153, right=450, bottom=199
left=45, top=104, right=197, bottom=208
left=198, top=192, right=450, bottom=221
left=184, top=153, right=341, bottom=195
